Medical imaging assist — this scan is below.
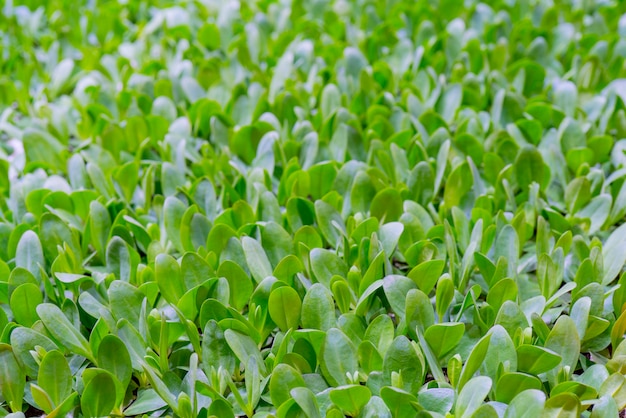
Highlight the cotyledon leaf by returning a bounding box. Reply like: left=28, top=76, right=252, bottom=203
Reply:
left=36, top=303, right=94, bottom=363
left=602, top=223, right=626, bottom=285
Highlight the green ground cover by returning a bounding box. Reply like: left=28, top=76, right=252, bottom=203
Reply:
left=1, top=0, right=626, bottom=416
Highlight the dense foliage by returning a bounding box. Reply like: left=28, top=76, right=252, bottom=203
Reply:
left=1, top=0, right=626, bottom=416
